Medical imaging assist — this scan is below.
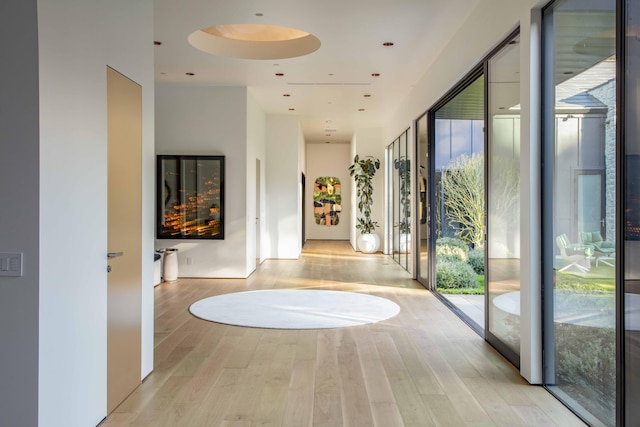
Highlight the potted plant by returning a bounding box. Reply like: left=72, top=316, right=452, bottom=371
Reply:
left=394, top=156, right=411, bottom=253
left=349, top=154, right=381, bottom=253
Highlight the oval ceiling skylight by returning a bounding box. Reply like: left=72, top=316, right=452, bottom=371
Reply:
left=188, top=24, right=321, bottom=60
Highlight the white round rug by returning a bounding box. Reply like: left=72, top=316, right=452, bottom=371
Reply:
left=189, top=289, right=400, bottom=329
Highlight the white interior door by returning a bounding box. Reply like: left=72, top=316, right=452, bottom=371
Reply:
left=256, top=158, right=261, bottom=263
left=106, top=66, right=142, bottom=413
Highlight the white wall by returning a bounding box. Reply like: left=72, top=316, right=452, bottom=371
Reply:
left=265, top=115, right=303, bottom=259
left=0, top=1, right=40, bottom=425
left=349, top=128, right=386, bottom=251
left=386, top=0, right=535, bottom=140
left=519, top=6, right=544, bottom=385
left=298, top=125, right=306, bottom=245
left=246, top=92, right=267, bottom=268
left=36, top=0, right=155, bottom=425
left=305, top=143, right=351, bottom=240
left=155, top=85, right=251, bottom=278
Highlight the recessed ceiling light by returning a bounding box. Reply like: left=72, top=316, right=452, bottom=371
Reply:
left=154, top=41, right=162, bottom=46
left=383, top=42, right=394, bottom=47
left=364, top=94, right=371, bottom=97
left=276, top=73, right=284, bottom=76
left=186, top=72, right=195, bottom=76
left=371, top=73, right=380, bottom=77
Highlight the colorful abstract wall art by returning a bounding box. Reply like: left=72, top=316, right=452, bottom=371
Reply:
left=314, top=177, right=341, bottom=226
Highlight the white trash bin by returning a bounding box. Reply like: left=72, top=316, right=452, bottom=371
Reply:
left=162, top=248, right=179, bottom=282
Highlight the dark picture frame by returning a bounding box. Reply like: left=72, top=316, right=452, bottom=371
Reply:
left=157, top=155, right=225, bottom=239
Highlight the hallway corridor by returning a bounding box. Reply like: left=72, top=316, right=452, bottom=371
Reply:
left=101, top=240, right=584, bottom=426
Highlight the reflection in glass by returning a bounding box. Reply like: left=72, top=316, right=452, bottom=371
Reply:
left=487, top=35, right=521, bottom=359
left=388, top=129, right=412, bottom=272
left=392, top=138, right=400, bottom=262
left=416, top=114, right=430, bottom=286
left=625, top=0, right=640, bottom=421
left=544, top=1, right=616, bottom=425
left=157, top=155, right=225, bottom=239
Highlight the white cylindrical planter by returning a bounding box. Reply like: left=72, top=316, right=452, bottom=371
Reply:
left=399, top=233, right=412, bottom=253
left=162, top=248, right=179, bottom=282
left=357, top=233, right=381, bottom=253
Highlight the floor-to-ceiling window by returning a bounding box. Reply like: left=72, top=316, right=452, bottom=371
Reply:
left=430, top=71, right=486, bottom=330
left=418, top=33, right=522, bottom=352
left=624, top=0, right=640, bottom=422
left=486, top=34, right=521, bottom=366
left=543, top=1, right=616, bottom=425
left=388, top=129, right=412, bottom=272
left=416, top=114, right=430, bottom=286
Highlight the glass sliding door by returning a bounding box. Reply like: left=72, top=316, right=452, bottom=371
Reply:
left=399, top=130, right=411, bottom=271
left=416, top=113, right=431, bottom=286
left=388, top=129, right=412, bottom=272
left=624, top=0, right=640, bottom=422
left=543, top=1, right=616, bottom=425
left=431, top=71, right=485, bottom=330
left=486, top=34, right=521, bottom=365
left=391, top=139, right=400, bottom=263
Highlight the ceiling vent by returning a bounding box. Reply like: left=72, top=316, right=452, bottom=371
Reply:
left=324, top=128, right=337, bottom=133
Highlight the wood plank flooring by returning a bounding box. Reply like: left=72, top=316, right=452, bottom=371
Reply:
left=100, top=240, right=585, bottom=427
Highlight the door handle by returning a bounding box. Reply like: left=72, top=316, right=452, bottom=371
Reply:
left=107, top=252, right=124, bottom=258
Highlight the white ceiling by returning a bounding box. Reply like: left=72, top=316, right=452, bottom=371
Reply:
left=154, top=0, right=481, bottom=144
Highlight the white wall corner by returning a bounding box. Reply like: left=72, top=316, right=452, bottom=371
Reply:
left=155, top=85, right=250, bottom=278
left=265, top=115, right=302, bottom=259
left=519, top=7, right=543, bottom=385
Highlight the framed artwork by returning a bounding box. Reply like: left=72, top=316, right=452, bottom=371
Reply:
left=314, top=176, right=341, bottom=226
left=157, top=155, right=225, bottom=239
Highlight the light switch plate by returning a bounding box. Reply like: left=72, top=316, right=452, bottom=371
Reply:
left=0, top=252, right=23, bottom=277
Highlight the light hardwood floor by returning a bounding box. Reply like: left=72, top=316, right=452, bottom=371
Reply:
left=100, top=240, right=585, bottom=427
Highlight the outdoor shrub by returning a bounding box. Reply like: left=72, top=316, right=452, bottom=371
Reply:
left=436, top=237, right=468, bottom=250
left=467, top=249, right=485, bottom=274
left=555, top=322, right=616, bottom=420
left=436, top=257, right=477, bottom=289
left=435, top=237, right=468, bottom=262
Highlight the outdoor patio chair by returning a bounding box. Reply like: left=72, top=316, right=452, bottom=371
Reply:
left=580, top=231, right=615, bottom=267
left=556, top=233, right=592, bottom=272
